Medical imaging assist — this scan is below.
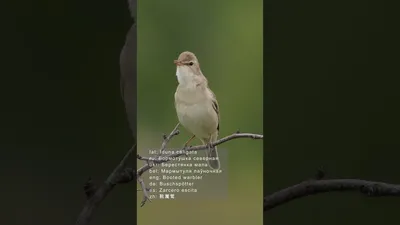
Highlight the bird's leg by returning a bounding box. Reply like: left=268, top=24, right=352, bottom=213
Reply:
left=182, top=135, right=195, bottom=157
left=184, top=135, right=196, bottom=148
left=206, top=135, right=213, bottom=152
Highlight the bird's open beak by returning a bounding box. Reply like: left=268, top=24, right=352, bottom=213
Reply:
left=174, top=60, right=183, bottom=66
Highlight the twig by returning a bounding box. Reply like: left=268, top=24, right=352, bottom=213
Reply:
left=159, top=122, right=180, bottom=154
left=137, top=132, right=263, bottom=177
left=137, top=177, right=152, bottom=207
left=75, top=144, right=136, bottom=225
left=138, top=177, right=151, bottom=207
left=134, top=130, right=263, bottom=206
left=83, top=178, right=97, bottom=199
left=75, top=125, right=263, bottom=224
left=263, top=177, right=400, bottom=211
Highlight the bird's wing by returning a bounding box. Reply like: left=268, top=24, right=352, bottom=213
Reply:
left=209, top=89, right=220, bottom=132
left=174, top=88, right=180, bottom=109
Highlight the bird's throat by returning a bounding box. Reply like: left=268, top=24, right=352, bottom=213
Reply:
left=176, top=67, right=198, bottom=88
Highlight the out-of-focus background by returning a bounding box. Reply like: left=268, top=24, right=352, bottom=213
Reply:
left=137, top=0, right=263, bottom=225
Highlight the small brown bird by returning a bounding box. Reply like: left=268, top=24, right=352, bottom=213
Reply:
left=174, top=51, right=220, bottom=170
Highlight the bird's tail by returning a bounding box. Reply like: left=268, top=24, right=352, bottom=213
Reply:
left=203, top=134, right=220, bottom=170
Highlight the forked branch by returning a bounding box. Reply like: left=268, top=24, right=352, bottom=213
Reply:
left=135, top=124, right=263, bottom=205
left=75, top=124, right=263, bottom=225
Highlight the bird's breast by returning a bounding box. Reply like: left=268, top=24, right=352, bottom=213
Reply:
left=175, top=87, right=218, bottom=139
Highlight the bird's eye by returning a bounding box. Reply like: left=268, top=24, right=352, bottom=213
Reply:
left=189, top=62, right=194, bottom=66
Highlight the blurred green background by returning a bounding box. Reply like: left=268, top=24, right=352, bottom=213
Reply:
left=137, top=1, right=263, bottom=225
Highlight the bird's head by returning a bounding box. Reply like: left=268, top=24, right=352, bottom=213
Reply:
left=174, top=51, right=204, bottom=86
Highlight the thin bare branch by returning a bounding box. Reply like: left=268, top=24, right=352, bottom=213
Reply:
left=75, top=144, right=136, bottom=225
left=134, top=130, right=263, bottom=206
left=137, top=132, right=263, bottom=177
left=76, top=124, right=263, bottom=224
left=159, top=122, right=180, bottom=154
left=137, top=177, right=152, bottom=207
left=264, top=178, right=400, bottom=211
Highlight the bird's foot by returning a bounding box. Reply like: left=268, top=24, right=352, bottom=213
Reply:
left=206, top=142, right=214, bottom=151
